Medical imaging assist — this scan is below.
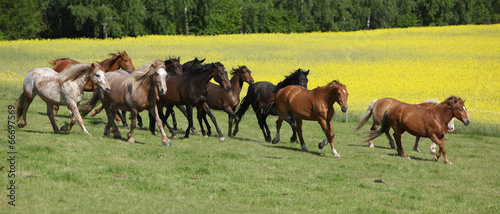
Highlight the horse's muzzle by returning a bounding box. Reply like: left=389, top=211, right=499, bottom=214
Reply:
left=248, top=80, right=255, bottom=85
left=463, top=119, right=471, bottom=126
left=159, top=88, right=166, bottom=95
left=224, top=86, right=231, bottom=92
left=341, top=106, right=348, bottom=113
left=104, top=88, right=111, bottom=93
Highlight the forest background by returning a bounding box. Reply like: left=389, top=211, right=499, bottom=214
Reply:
left=1, top=0, right=499, bottom=40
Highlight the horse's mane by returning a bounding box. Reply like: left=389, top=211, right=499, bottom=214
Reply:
left=182, top=58, right=205, bottom=73
left=59, top=63, right=94, bottom=83
left=122, top=60, right=165, bottom=96
left=325, top=80, right=345, bottom=88
left=231, top=66, right=247, bottom=76
left=165, top=57, right=180, bottom=65
left=276, top=69, right=309, bottom=91
left=99, top=52, right=122, bottom=68
left=186, top=62, right=224, bottom=74
left=443, top=96, right=464, bottom=108
left=48, top=58, right=72, bottom=66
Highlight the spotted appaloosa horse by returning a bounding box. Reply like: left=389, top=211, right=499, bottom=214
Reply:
left=79, top=60, right=170, bottom=146
left=14, top=62, right=110, bottom=134
left=366, top=96, right=470, bottom=164
left=355, top=98, right=455, bottom=154
left=259, top=80, right=348, bottom=158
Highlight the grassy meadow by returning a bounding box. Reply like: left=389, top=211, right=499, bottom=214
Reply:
left=0, top=25, right=499, bottom=213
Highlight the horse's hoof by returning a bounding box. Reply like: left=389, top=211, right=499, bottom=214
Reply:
left=404, top=156, right=411, bottom=160
left=265, top=138, right=272, bottom=143
left=191, top=128, right=198, bottom=134
left=430, top=151, right=436, bottom=155
left=413, top=148, right=421, bottom=153
left=163, top=141, right=172, bottom=147
left=334, top=155, right=342, bottom=159
left=204, top=135, right=209, bottom=138
left=114, top=135, right=121, bottom=139
left=433, top=156, right=438, bottom=162
left=128, top=139, right=135, bottom=144
left=271, top=139, right=279, bottom=144
left=318, top=139, right=327, bottom=149
left=172, top=135, right=178, bottom=140
left=219, top=137, right=226, bottom=142
left=446, top=161, right=453, bottom=165
left=104, top=133, right=111, bottom=138
left=138, top=123, right=143, bottom=128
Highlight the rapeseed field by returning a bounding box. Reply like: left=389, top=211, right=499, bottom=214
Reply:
left=0, top=25, right=498, bottom=125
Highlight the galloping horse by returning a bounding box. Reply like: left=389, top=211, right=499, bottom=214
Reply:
left=355, top=98, right=455, bottom=154
left=155, top=62, right=231, bottom=142
left=260, top=81, right=348, bottom=158
left=233, top=69, right=309, bottom=142
left=198, top=66, right=254, bottom=137
left=50, top=51, right=135, bottom=116
left=366, top=96, right=470, bottom=164
left=79, top=60, right=170, bottom=146
left=14, top=62, right=110, bottom=134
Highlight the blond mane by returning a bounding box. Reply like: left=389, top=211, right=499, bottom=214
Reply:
left=58, top=63, right=94, bottom=83
left=122, top=60, right=165, bottom=96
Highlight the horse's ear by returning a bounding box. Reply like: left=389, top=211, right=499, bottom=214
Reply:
left=306, top=70, right=310, bottom=75
left=177, top=56, right=180, bottom=61
left=201, top=58, right=206, bottom=63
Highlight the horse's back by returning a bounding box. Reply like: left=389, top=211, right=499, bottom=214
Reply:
left=52, top=59, right=80, bottom=73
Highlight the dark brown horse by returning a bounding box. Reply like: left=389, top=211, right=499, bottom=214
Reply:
left=79, top=60, right=170, bottom=146
left=155, top=62, right=231, bottom=142
left=260, top=81, right=348, bottom=158
left=366, top=96, right=470, bottom=164
left=233, top=69, right=310, bottom=142
left=198, top=66, right=254, bottom=137
left=355, top=98, right=455, bottom=154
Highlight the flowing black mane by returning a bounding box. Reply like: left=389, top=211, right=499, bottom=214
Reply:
left=185, top=62, right=223, bottom=74
left=182, top=58, right=206, bottom=73
left=230, top=66, right=247, bottom=76
left=164, top=57, right=180, bottom=65
left=274, top=68, right=309, bottom=92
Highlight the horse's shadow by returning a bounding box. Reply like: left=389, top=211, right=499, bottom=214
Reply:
left=21, top=129, right=70, bottom=135
left=37, top=112, right=72, bottom=119
left=262, top=144, right=325, bottom=157
left=386, top=153, right=434, bottom=162
left=348, top=143, right=395, bottom=150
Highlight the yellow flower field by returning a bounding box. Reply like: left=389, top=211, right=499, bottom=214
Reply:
left=0, top=25, right=498, bottom=125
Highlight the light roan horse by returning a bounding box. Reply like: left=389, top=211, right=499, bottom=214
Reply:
left=366, top=96, right=470, bottom=164
left=14, top=62, right=110, bottom=134
left=260, top=80, right=348, bottom=158
left=79, top=60, right=170, bottom=145
left=49, top=51, right=135, bottom=116
left=355, top=98, right=455, bottom=154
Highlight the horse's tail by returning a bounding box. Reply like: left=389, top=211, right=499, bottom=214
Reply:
left=355, top=99, right=378, bottom=132
left=13, top=93, right=26, bottom=120
left=79, top=93, right=100, bottom=117
left=235, top=95, right=252, bottom=121
left=257, top=92, right=276, bottom=115
left=366, top=112, right=390, bottom=143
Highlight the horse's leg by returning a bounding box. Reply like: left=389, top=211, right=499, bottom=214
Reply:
left=413, top=136, right=421, bottom=152
left=53, top=105, right=59, bottom=115
left=202, top=110, right=212, bottom=136
left=196, top=107, right=207, bottom=137
left=227, top=108, right=238, bottom=137
left=284, top=114, right=297, bottom=142
left=137, top=113, right=143, bottom=128
left=385, top=129, right=396, bottom=149
left=64, top=102, right=90, bottom=135
left=176, top=105, right=196, bottom=133
left=430, top=135, right=450, bottom=164
left=120, top=111, right=129, bottom=128
left=257, top=113, right=270, bottom=142
left=204, top=104, right=225, bottom=142
left=104, top=106, right=121, bottom=139
left=295, top=118, right=309, bottom=152
left=367, top=124, right=378, bottom=148
left=263, top=114, right=272, bottom=142
left=18, top=93, right=35, bottom=128
left=60, top=103, right=78, bottom=132
left=429, top=142, right=437, bottom=155
left=393, top=129, right=409, bottom=159
left=318, top=119, right=341, bottom=158
left=91, top=106, right=104, bottom=117
left=271, top=115, right=285, bottom=144
left=152, top=106, right=171, bottom=146
left=46, top=104, right=61, bottom=134
left=184, top=105, right=194, bottom=139
left=160, top=104, right=177, bottom=139
left=127, top=110, right=137, bottom=143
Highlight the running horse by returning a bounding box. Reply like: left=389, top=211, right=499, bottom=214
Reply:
left=260, top=80, right=348, bottom=158
left=198, top=66, right=254, bottom=137
left=366, top=96, right=470, bottom=164
left=355, top=98, right=455, bottom=154
left=155, top=62, right=231, bottom=142
left=49, top=51, right=135, bottom=116
left=233, top=69, right=309, bottom=142
left=14, top=62, right=110, bottom=134
left=79, top=60, right=170, bottom=146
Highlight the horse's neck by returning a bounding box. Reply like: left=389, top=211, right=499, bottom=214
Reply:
left=316, top=86, right=337, bottom=106
left=434, top=104, right=454, bottom=124
left=72, top=70, right=93, bottom=89
left=190, top=70, right=214, bottom=90
left=100, top=57, right=120, bottom=72
left=229, top=73, right=243, bottom=95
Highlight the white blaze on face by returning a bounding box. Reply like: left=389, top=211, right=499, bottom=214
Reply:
left=463, top=106, right=470, bottom=120
left=158, top=68, right=168, bottom=92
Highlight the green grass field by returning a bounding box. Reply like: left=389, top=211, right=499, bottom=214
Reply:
left=0, top=87, right=498, bottom=213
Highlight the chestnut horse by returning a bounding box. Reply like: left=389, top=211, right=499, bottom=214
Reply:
left=355, top=98, right=455, bottom=154
left=14, top=62, right=110, bottom=134
left=79, top=60, right=170, bottom=146
left=49, top=51, right=135, bottom=116
left=261, top=80, right=348, bottom=158
left=198, top=66, right=255, bottom=137
left=366, top=96, right=470, bottom=164
left=233, top=69, right=310, bottom=142
left=155, top=62, right=231, bottom=142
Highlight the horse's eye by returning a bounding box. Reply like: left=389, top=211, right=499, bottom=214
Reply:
left=95, top=74, right=100, bottom=78
left=124, top=60, right=128, bottom=62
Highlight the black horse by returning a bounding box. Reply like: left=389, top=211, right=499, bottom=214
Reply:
left=233, top=69, right=309, bottom=142
left=152, top=62, right=231, bottom=142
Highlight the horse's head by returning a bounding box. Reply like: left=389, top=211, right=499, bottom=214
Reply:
left=234, top=66, right=254, bottom=85
left=90, top=61, right=111, bottom=93
left=448, top=118, right=455, bottom=132
left=331, top=80, right=348, bottom=113
left=165, top=57, right=182, bottom=75
left=212, top=62, right=231, bottom=92
left=118, top=51, right=136, bottom=71
left=152, top=60, right=168, bottom=95
left=183, top=58, right=205, bottom=73
left=446, top=96, right=470, bottom=126
left=279, top=69, right=309, bottom=90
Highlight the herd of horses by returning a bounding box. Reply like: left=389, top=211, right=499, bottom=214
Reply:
left=13, top=51, right=470, bottom=164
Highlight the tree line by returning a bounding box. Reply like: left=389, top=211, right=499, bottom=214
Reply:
left=1, top=0, right=498, bottom=40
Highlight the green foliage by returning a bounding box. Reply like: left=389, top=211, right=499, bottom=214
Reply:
left=0, top=0, right=46, bottom=40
